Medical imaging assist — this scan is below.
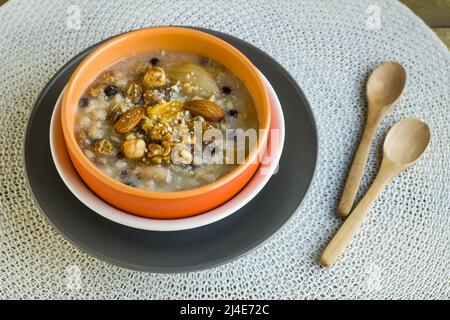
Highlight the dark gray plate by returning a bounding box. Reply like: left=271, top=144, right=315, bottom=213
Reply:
left=24, top=28, right=317, bottom=273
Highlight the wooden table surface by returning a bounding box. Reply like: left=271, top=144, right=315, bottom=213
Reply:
left=0, top=0, right=448, bottom=49
left=401, top=0, right=450, bottom=49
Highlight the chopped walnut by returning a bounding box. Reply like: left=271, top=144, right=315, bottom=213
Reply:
left=93, top=139, right=115, bottom=156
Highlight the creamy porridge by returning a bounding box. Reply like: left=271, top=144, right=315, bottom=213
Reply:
left=74, top=51, right=259, bottom=191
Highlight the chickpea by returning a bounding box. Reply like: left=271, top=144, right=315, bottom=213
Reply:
left=143, top=67, right=166, bottom=88
left=122, top=138, right=146, bottom=159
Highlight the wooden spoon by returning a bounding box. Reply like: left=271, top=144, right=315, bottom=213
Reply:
left=321, top=118, right=430, bottom=267
left=337, top=61, right=407, bottom=217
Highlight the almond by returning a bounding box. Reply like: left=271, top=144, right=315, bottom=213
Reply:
left=183, top=100, right=225, bottom=122
left=114, top=107, right=145, bottom=133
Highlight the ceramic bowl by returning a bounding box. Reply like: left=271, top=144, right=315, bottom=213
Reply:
left=61, top=27, right=271, bottom=218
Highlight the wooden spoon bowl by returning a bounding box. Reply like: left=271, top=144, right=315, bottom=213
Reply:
left=367, top=62, right=408, bottom=111
left=384, top=118, right=431, bottom=165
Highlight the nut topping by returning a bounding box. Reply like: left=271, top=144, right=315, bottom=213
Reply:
left=122, top=138, right=146, bottom=159
left=114, top=107, right=145, bottom=133
left=125, top=81, right=143, bottom=104
left=143, top=67, right=166, bottom=88
left=93, top=139, right=115, bottom=156
left=183, top=100, right=225, bottom=122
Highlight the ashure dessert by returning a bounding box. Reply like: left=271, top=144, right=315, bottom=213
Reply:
left=74, top=51, right=259, bottom=192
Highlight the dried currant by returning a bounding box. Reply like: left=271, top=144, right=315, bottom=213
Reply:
left=199, top=56, right=210, bottom=65
left=120, top=170, right=128, bottom=178
left=222, top=86, right=232, bottom=95
left=150, top=57, right=160, bottom=66
left=228, top=109, right=238, bottom=117
left=79, top=97, right=89, bottom=109
left=104, top=85, right=119, bottom=97
left=116, top=151, right=125, bottom=159
left=124, top=181, right=136, bottom=188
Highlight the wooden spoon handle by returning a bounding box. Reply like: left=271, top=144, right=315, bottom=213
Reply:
left=321, top=162, right=396, bottom=267
left=337, top=116, right=381, bottom=217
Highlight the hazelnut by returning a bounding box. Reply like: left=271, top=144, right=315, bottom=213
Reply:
left=143, top=67, right=166, bottom=88
left=122, top=138, right=146, bottom=159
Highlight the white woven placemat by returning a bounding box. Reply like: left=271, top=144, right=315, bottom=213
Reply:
left=0, top=0, right=449, bottom=299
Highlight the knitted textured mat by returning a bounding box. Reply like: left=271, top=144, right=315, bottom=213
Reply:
left=0, top=0, right=449, bottom=299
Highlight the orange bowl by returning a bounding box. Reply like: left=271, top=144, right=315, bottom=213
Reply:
left=61, top=27, right=271, bottom=219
